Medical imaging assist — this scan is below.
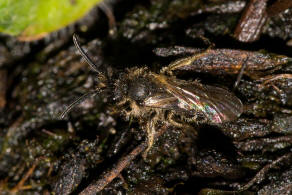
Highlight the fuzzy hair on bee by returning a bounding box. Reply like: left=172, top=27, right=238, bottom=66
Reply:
left=61, top=34, right=243, bottom=154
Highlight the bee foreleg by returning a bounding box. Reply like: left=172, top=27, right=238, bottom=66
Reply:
left=117, top=97, right=130, bottom=107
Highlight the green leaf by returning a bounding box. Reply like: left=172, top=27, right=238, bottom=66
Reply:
left=0, top=0, right=102, bottom=41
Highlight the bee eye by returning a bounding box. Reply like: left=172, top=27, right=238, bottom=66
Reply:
left=128, top=81, right=149, bottom=101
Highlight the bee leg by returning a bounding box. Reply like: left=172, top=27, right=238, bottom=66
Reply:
left=117, top=98, right=129, bottom=107
left=142, top=116, right=157, bottom=159
left=116, top=98, right=133, bottom=120
left=161, top=50, right=210, bottom=74
left=169, top=113, right=198, bottom=134
left=167, top=112, right=183, bottom=128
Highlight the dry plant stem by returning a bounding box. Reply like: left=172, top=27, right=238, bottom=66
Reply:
left=11, top=161, right=38, bottom=193
left=237, top=153, right=292, bottom=191
left=260, top=74, right=292, bottom=84
left=234, top=0, right=268, bottom=42
left=99, top=2, right=117, bottom=36
left=234, top=57, right=248, bottom=89
left=0, top=70, right=7, bottom=109
left=234, top=135, right=292, bottom=152
left=166, top=49, right=286, bottom=74
left=80, top=142, right=147, bottom=195
left=80, top=125, right=167, bottom=195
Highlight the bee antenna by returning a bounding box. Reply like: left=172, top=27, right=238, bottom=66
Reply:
left=59, top=90, right=99, bottom=119
left=73, top=34, right=101, bottom=74
left=234, top=57, right=248, bottom=89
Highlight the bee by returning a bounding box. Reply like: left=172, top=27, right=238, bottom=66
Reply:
left=61, top=34, right=243, bottom=153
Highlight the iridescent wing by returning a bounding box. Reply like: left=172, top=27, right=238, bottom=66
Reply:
left=145, top=74, right=243, bottom=123
left=144, top=93, right=185, bottom=112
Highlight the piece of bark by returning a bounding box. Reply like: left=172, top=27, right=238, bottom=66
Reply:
left=234, top=0, right=268, bottom=42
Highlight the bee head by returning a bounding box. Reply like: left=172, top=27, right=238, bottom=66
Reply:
left=128, top=78, right=150, bottom=103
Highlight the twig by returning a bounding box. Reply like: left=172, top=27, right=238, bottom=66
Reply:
left=80, top=142, right=147, bottom=195
left=80, top=124, right=168, bottom=195
left=259, top=74, right=292, bottom=85
left=237, top=153, right=292, bottom=191
left=99, top=2, right=117, bottom=37
left=10, top=160, right=39, bottom=193
left=0, top=70, right=7, bottom=109
left=234, top=56, right=248, bottom=89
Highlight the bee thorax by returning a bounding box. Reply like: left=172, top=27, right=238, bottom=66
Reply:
left=128, top=79, right=149, bottom=102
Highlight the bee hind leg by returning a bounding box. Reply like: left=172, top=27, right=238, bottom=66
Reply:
left=167, top=112, right=184, bottom=128
left=168, top=112, right=197, bottom=134
left=142, top=115, right=159, bottom=159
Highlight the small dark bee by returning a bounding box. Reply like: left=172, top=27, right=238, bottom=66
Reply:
left=62, top=34, right=243, bottom=153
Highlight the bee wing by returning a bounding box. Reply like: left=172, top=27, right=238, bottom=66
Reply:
left=182, top=84, right=243, bottom=123
left=144, top=93, right=186, bottom=113
left=151, top=75, right=243, bottom=123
